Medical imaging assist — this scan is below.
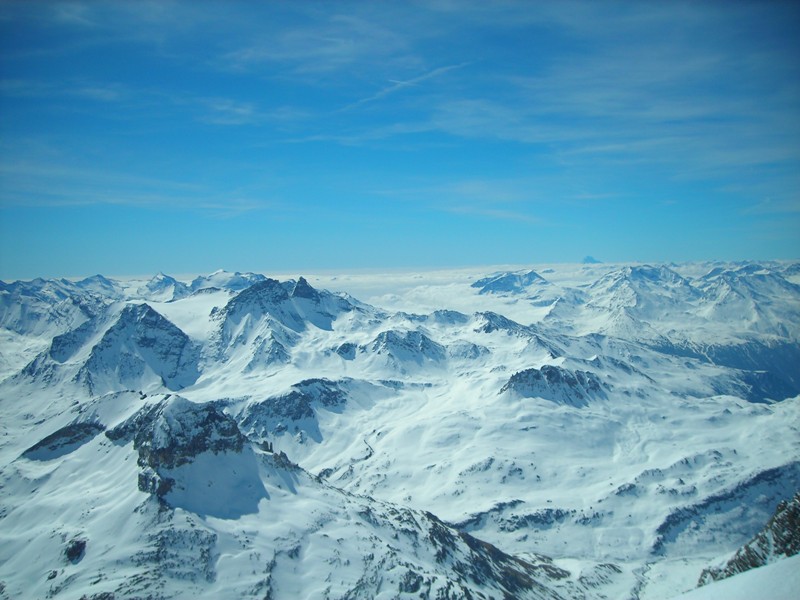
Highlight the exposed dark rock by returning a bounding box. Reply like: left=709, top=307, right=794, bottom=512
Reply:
left=23, top=422, right=105, bottom=461
left=398, top=569, right=423, bottom=593
left=500, top=365, right=606, bottom=407
left=290, top=276, right=320, bottom=301
left=653, top=462, right=800, bottom=556
left=228, top=278, right=290, bottom=309
left=500, top=508, right=576, bottom=532
left=419, top=509, right=574, bottom=598
left=236, top=378, right=348, bottom=443
left=474, top=311, right=527, bottom=335
left=335, top=342, right=357, bottom=360
left=698, top=491, right=800, bottom=586
left=64, top=539, right=86, bottom=564
left=452, top=499, right=525, bottom=531
left=79, top=592, right=115, bottom=600
left=106, top=396, right=246, bottom=472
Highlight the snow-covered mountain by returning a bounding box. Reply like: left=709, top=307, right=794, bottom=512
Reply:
left=0, top=262, right=798, bottom=599
left=472, top=269, right=549, bottom=295
left=138, top=273, right=191, bottom=303
left=189, top=269, right=267, bottom=293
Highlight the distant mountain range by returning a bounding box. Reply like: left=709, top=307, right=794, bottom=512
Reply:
left=1, top=262, right=798, bottom=599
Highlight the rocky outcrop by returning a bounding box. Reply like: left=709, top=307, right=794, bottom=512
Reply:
left=652, top=462, right=800, bottom=557
left=500, top=365, right=607, bottom=407
left=235, top=378, right=349, bottom=443
left=106, top=396, right=245, bottom=470
left=23, top=422, right=105, bottom=461
left=698, top=491, right=800, bottom=586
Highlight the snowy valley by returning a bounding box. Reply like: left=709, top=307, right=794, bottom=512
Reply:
left=0, top=261, right=798, bottom=599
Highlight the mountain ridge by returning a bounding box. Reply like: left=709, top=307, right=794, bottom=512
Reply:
left=1, top=262, right=798, bottom=599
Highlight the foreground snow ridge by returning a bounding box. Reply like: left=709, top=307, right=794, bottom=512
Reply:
left=0, top=261, right=798, bottom=599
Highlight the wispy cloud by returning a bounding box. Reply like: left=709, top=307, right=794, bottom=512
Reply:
left=51, top=2, right=97, bottom=27
left=222, top=12, right=418, bottom=76
left=743, top=198, right=800, bottom=216
left=444, top=204, right=541, bottom=224
left=342, top=62, right=470, bottom=110
left=0, top=159, right=275, bottom=216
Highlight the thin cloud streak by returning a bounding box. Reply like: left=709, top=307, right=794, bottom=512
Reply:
left=341, top=62, right=470, bottom=111
left=444, top=205, right=541, bottom=224
left=0, top=160, right=276, bottom=216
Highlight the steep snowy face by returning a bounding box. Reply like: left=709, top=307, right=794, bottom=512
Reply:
left=587, top=264, right=700, bottom=314
left=695, top=265, right=800, bottom=339
left=216, top=278, right=295, bottom=326
left=368, top=329, right=447, bottom=365
left=0, top=281, right=110, bottom=378
left=80, top=303, right=199, bottom=393
left=104, top=395, right=257, bottom=516
left=233, top=377, right=351, bottom=444
left=140, top=273, right=190, bottom=303
left=73, top=274, right=124, bottom=299
left=0, top=278, right=102, bottom=337
left=211, top=276, right=357, bottom=368
left=0, top=388, right=592, bottom=600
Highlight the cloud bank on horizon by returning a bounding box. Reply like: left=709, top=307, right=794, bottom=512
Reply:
left=0, top=1, right=798, bottom=279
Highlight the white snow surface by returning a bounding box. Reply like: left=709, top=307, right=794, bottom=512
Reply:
left=668, top=553, right=800, bottom=600
left=1, top=262, right=799, bottom=599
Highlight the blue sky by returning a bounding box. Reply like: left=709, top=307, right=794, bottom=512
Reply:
left=1, top=1, right=798, bottom=279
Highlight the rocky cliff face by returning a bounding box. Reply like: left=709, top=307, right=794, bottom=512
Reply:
left=104, top=395, right=282, bottom=520
left=500, top=365, right=607, bottom=407
left=698, top=491, right=800, bottom=586
left=106, top=395, right=246, bottom=470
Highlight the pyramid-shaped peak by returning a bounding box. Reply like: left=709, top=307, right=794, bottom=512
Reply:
left=291, top=276, right=320, bottom=300
left=120, top=302, right=159, bottom=321
left=112, top=303, right=191, bottom=340
left=147, top=272, right=178, bottom=287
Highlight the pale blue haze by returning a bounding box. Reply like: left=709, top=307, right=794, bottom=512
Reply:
left=1, top=1, right=798, bottom=279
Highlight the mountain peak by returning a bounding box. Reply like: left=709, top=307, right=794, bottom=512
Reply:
left=80, top=303, right=199, bottom=393
left=471, top=269, right=548, bottom=295
left=235, top=278, right=289, bottom=306
left=291, top=276, right=320, bottom=301
left=189, top=270, right=267, bottom=292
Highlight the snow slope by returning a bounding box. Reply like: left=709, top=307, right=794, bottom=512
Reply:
left=0, top=261, right=798, bottom=599
left=669, top=554, right=800, bottom=600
